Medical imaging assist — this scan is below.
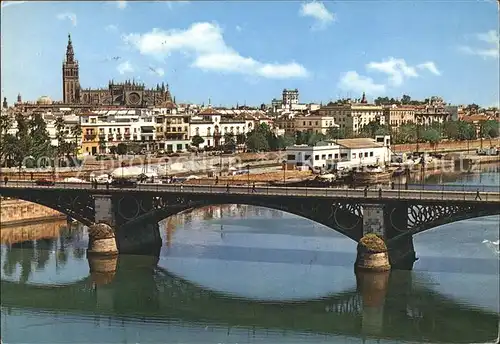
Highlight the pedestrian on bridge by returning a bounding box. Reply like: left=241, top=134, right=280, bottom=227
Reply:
left=4, top=176, right=8, bottom=186
left=364, top=186, right=368, bottom=197
left=475, top=189, right=481, bottom=201
left=226, top=183, right=230, bottom=193
left=378, top=188, right=382, bottom=198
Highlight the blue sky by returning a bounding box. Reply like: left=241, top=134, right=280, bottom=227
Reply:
left=1, top=0, right=498, bottom=107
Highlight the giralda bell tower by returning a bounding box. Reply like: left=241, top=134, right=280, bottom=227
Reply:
left=62, top=34, right=80, bottom=104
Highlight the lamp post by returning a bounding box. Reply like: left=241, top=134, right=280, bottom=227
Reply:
left=247, top=164, right=250, bottom=192
left=282, top=160, right=286, bottom=185
left=219, top=152, right=223, bottom=177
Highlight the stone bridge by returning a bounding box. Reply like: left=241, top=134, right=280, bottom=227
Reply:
left=0, top=254, right=497, bottom=343
left=1, top=181, right=499, bottom=269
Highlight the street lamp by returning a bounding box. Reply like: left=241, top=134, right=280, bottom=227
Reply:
left=219, top=152, right=223, bottom=177
left=247, top=164, right=250, bottom=192
left=282, top=160, right=286, bottom=185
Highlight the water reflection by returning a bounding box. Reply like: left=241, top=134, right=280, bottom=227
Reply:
left=1, top=169, right=499, bottom=343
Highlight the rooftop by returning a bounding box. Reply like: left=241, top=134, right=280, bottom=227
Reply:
left=336, top=138, right=384, bottom=149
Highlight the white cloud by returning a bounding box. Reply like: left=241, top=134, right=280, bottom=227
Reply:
left=117, top=61, right=134, bottom=74
left=367, top=57, right=419, bottom=86
left=117, top=0, right=127, bottom=9
left=338, top=71, right=386, bottom=95
left=123, top=22, right=309, bottom=79
left=56, top=12, right=77, bottom=27
left=299, top=1, right=335, bottom=30
left=1, top=1, right=26, bottom=8
left=338, top=57, right=440, bottom=95
left=105, top=24, right=118, bottom=33
left=236, top=25, right=242, bottom=32
left=459, top=30, right=499, bottom=59
left=417, top=61, right=441, bottom=76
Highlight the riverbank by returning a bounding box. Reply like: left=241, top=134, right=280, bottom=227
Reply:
left=392, top=138, right=500, bottom=153
left=0, top=199, right=65, bottom=226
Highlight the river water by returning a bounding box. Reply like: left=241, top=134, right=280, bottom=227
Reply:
left=1, top=167, right=499, bottom=343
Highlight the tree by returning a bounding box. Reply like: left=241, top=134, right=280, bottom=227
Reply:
left=14, top=113, right=31, bottom=169
left=98, top=136, right=106, bottom=154
left=245, top=131, right=269, bottom=152
left=359, top=121, right=389, bottom=138
left=276, top=134, right=295, bottom=149
left=236, top=133, right=246, bottom=145
left=191, top=135, right=204, bottom=148
left=54, top=117, right=70, bottom=165
left=116, top=142, right=128, bottom=155
left=443, top=121, right=459, bottom=140
left=0, top=111, right=13, bottom=136
left=29, top=114, right=52, bottom=163
left=393, top=124, right=417, bottom=144
left=326, top=127, right=345, bottom=140
left=307, top=132, right=326, bottom=146
left=109, top=145, right=117, bottom=155
left=70, top=123, right=82, bottom=157
left=457, top=121, right=476, bottom=140
left=223, top=132, right=236, bottom=152
left=421, top=128, right=440, bottom=144
left=1, top=133, right=18, bottom=167
left=401, top=94, right=412, bottom=105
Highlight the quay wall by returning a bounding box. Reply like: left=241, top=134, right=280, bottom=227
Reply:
left=392, top=139, right=500, bottom=153
left=0, top=199, right=65, bottom=226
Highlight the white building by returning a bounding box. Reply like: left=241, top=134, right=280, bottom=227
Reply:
left=285, top=135, right=391, bottom=172
left=189, top=107, right=254, bottom=149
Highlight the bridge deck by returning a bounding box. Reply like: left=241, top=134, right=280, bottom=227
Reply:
left=1, top=181, right=499, bottom=203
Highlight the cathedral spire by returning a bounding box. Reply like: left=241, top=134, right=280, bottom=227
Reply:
left=66, top=33, right=75, bottom=63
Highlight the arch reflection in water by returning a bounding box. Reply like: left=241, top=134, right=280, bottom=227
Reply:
left=1, top=254, right=498, bottom=344
left=158, top=204, right=360, bottom=302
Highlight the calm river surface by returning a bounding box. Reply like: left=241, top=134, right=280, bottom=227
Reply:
left=1, top=167, right=499, bottom=343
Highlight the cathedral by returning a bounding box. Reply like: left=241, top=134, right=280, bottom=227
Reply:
left=62, top=34, right=175, bottom=108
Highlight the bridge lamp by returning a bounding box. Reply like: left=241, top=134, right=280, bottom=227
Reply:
left=247, top=164, right=250, bottom=190
left=282, top=160, right=286, bottom=184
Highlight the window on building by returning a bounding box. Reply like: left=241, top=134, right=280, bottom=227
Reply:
left=364, top=152, right=368, bottom=157
left=321, top=154, right=326, bottom=159
left=287, top=154, right=295, bottom=160
left=370, top=151, right=374, bottom=157
left=334, top=153, right=339, bottom=159
left=327, top=154, right=332, bottom=159
left=315, top=155, right=319, bottom=160
left=359, top=153, right=362, bottom=158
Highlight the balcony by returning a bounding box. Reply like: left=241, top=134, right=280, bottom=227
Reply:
left=84, top=134, right=96, bottom=141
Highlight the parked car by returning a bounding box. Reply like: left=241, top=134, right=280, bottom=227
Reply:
left=111, top=178, right=137, bottom=188
left=35, top=179, right=55, bottom=186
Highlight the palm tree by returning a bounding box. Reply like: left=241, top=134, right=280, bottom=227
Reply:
left=70, top=123, right=82, bottom=157
left=54, top=117, right=66, bottom=166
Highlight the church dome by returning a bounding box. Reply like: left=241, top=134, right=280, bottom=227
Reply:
left=37, top=96, right=53, bottom=105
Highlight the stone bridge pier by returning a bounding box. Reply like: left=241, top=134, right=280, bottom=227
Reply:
left=89, top=195, right=162, bottom=256
left=361, top=203, right=416, bottom=270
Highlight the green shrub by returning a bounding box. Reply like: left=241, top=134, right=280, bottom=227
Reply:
left=358, top=233, right=388, bottom=253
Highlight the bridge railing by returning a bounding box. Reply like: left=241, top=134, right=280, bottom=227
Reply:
left=2, top=180, right=500, bottom=202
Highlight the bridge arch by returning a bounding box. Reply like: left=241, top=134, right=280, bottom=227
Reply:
left=388, top=203, right=500, bottom=244
left=0, top=188, right=95, bottom=226
left=117, top=195, right=364, bottom=242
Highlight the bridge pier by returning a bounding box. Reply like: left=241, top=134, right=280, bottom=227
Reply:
left=88, top=195, right=118, bottom=256
left=115, top=222, right=162, bottom=256
left=362, top=203, right=417, bottom=270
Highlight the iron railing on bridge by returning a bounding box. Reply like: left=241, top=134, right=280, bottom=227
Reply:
left=2, top=180, right=500, bottom=203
